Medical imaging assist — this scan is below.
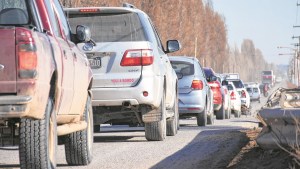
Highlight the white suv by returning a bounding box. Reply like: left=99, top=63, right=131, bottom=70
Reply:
left=65, top=4, right=181, bottom=141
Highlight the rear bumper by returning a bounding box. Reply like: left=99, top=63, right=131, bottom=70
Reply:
left=91, top=74, right=163, bottom=109
left=0, top=95, right=32, bottom=118
left=241, top=98, right=249, bottom=106
left=178, top=90, right=205, bottom=114
left=231, top=100, right=241, bottom=111
left=250, top=95, right=260, bottom=100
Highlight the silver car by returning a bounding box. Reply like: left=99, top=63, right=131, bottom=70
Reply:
left=169, top=56, right=214, bottom=126
left=247, top=85, right=261, bottom=102
left=65, top=4, right=181, bottom=141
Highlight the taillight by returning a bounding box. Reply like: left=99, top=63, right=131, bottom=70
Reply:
left=16, top=27, right=37, bottom=78
left=120, top=49, right=154, bottom=66
left=209, top=81, right=221, bottom=89
left=241, top=90, right=247, bottom=98
left=191, top=80, right=203, bottom=90
left=230, top=92, right=236, bottom=100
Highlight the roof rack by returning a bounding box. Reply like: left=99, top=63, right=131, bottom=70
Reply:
left=123, top=3, right=136, bottom=9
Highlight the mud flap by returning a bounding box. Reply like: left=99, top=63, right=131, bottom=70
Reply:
left=141, top=106, right=162, bottom=123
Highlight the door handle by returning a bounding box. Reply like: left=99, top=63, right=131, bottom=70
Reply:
left=63, top=50, right=67, bottom=59
left=0, top=64, right=4, bottom=71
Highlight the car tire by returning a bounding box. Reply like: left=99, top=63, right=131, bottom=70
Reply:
left=216, top=105, right=225, bottom=120
left=145, top=90, right=166, bottom=141
left=19, top=98, right=57, bottom=169
left=65, top=95, right=93, bottom=166
left=234, top=110, right=241, bottom=118
left=167, top=93, right=178, bottom=136
left=197, top=103, right=207, bottom=126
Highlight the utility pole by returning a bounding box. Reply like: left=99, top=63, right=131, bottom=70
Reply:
left=292, top=36, right=300, bottom=86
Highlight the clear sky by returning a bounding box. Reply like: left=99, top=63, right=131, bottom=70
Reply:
left=212, top=0, right=298, bottom=65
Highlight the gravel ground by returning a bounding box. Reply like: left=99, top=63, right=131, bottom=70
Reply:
left=0, top=116, right=259, bottom=169
left=0, top=84, right=287, bottom=169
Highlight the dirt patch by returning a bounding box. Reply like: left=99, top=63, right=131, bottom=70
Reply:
left=227, top=129, right=300, bottom=169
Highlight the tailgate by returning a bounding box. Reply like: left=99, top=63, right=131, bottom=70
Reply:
left=80, top=42, right=151, bottom=88
left=0, top=27, right=16, bottom=93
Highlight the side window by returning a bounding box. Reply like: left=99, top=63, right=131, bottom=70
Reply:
left=148, top=19, right=164, bottom=50
left=44, top=0, right=61, bottom=37
left=52, top=0, right=70, bottom=40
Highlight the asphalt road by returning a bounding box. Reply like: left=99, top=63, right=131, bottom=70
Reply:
left=0, top=99, right=265, bottom=169
left=1, top=81, right=283, bottom=169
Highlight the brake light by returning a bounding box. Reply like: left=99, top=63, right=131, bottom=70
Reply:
left=191, top=80, right=203, bottom=90
left=241, top=90, right=247, bottom=98
left=120, top=49, right=154, bottom=66
left=19, top=49, right=37, bottom=69
left=230, top=92, right=236, bottom=100
left=79, top=9, right=99, bottom=13
left=209, top=81, right=221, bottom=89
left=16, top=27, right=37, bottom=78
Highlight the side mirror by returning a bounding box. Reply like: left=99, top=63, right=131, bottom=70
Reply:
left=76, top=25, right=91, bottom=42
left=176, top=73, right=183, bottom=79
left=166, top=40, right=181, bottom=53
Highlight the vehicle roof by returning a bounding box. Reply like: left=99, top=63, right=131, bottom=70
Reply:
left=169, top=56, right=198, bottom=63
left=64, top=7, right=147, bottom=16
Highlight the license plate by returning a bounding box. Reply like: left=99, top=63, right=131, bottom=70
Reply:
left=89, top=57, right=101, bottom=69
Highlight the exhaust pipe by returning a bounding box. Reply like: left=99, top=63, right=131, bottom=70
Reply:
left=122, top=101, right=131, bottom=109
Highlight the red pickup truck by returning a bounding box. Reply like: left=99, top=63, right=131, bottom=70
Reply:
left=0, top=0, right=93, bottom=168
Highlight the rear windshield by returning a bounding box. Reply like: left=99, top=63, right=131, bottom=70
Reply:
left=253, top=88, right=259, bottom=92
left=262, top=71, right=272, bottom=75
left=204, top=68, right=214, bottom=78
left=67, top=12, right=146, bottom=42
left=229, top=80, right=244, bottom=89
left=0, top=0, right=29, bottom=25
left=227, top=84, right=233, bottom=91
left=170, top=61, right=195, bottom=76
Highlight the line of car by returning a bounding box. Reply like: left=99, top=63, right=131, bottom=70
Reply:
left=0, top=1, right=256, bottom=168
left=64, top=4, right=254, bottom=138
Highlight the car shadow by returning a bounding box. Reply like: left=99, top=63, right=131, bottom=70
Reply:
left=0, top=164, right=20, bottom=168
left=150, top=130, right=249, bottom=169
left=94, top=135, right=147, bottom=143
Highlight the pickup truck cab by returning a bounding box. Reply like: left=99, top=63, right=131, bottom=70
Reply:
left=0, top=0, right=93, bottom=168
